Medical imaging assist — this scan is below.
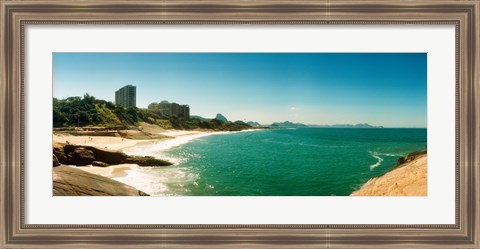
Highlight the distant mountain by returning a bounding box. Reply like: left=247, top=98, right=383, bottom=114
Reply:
left=247, top=121, right=261, bottom=127
left=190, top=113, right=229, bottom=123
left=353, top=123, right=384, bottom=128
left=215, top=113, right=228, bottom=123
left=309, top=123, right=384, bottom=128
left=309, top=124, right=330, bottom=127
left=270, top=121, right=308, bottom=128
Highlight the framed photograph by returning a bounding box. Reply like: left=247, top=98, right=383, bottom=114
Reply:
left=1, top=0, right=479, bottom=248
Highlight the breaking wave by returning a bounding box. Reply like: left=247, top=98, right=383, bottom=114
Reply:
left=369, top=151, right=384, bottom=171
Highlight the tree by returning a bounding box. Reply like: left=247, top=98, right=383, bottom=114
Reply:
left=76, top=111, right=92, bottom=126
left=105, top=101, right=115, bottom=110
left=83, top=93, right=95, bottom=104
left=126, top=106, right=139, bottom=124
left=53, top=109, right=67, bottom=127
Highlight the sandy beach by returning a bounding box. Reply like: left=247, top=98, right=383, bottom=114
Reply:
left=53, top=129, right=213, bottom=151
left=350, top=153, right=427, bottom=196
left=73, top=164, right=134, bottom=178
left=53, top=133, right=144, bottom=151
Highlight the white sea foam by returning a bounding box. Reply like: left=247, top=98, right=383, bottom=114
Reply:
left=376, top=153, right=403, bottom=157
left=123, top=133, right=212, bottom=156
left=110, top=165, right=200, bottom=196
left=123, top=129, right=258, bottom=160
left=369, top=151, right=384, bottom=171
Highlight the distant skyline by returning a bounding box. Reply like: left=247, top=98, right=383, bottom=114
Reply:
left=53, top=53, right=427, bottom=128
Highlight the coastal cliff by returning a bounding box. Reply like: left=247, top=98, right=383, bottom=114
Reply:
left=350, top=151, right=427, bottom=196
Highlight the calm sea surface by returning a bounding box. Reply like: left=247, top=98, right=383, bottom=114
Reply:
left=119, top=128, right=427, bottom=196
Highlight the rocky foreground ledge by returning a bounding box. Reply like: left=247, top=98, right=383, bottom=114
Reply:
left=53, top=166, right=149, bottom=196
left=52, top=142, right=172, bottom=196
left=53, top=142, right=172, bottom=167
left=350, top=150, right=427, bottom=196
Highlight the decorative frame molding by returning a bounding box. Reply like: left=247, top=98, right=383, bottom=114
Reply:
left=1, top=0, right=478, bottom=248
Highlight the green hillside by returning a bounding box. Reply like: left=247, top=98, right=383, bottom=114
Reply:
left=53, top=94, right=252, bottom=131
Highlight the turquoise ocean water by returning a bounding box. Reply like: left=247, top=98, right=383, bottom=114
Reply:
left=120, top=128, right=427, bottom=196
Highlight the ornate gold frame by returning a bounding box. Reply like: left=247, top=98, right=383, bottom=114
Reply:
left=1, top=0, right=479, bottom=248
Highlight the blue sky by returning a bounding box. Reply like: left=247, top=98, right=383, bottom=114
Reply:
left=53, top=53, right=427, bottom=127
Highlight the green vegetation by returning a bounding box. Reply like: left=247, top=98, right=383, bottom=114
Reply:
left=53, top=94, right=252, bottom=131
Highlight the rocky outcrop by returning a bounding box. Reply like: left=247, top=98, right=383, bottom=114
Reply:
left=53, top=166, right=149, bottom=196
left=53, top=142, right=172, bottom=167
left=351, top=151, right=427, bottom=196
left=126, top=155, right=171, bottom=166
left=397, top=150, right=427, bottom=165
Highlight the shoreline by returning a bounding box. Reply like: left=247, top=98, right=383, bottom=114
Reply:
left=53, top=129, right=221, bottom=195
left=54, top=129, right=219, bottom=153
left=54, top=129, right=259, bottom=182
left=54, top=128, right=261, bottom=154
left=123, top=129, right=259, bottom=157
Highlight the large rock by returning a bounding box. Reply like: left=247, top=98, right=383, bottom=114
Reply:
left=53, top=143, right=68, bottom=162
left=71, top=147, right=95, bottom=165
left=63, top=144, right=128, bottom=165
left=126, top=155, right=172, bottom=166
left=53, top=166, right=149, bottom=196
left=92, top=161, right=110, bottom=167
left=397, top=150, right=427, bottom=165
left=53, top=142, right=172, bottom=167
